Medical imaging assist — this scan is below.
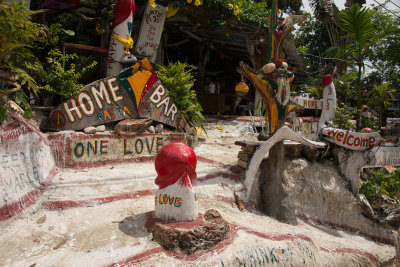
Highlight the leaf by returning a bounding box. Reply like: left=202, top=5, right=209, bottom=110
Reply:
left=62, top=29, right=75, bottom=36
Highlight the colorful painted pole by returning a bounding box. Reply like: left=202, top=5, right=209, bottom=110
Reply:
left=154, top=142, right=198, bottom=222
left=267, top=0, right=305, bottom=63
left=318, top=74, right=337, bottom=132
left=106, top=0, right=135, bottom=77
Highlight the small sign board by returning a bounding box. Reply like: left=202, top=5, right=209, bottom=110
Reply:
left=135, top=3, right=166, bottom=62
left=369, top=146, right=400, bottom=167
left=322, top=127, right=381, bottom=150
left=290, top=95, right=322, bottom=110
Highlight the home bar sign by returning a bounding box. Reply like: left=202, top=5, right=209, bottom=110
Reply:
left=41, top=58, right=191, bottom=133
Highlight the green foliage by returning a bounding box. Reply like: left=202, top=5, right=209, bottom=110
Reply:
left=34, top=49, right=97, bottom=99
left=339, top=4, right=376, bottom=58
left=172, top=0, right=271, bottom=27
left=12, top=90, right=32, bottom=118
left=334, top=106, right=354, bottom=130
left=0, top=0, right=47, bottom=93
left=293, top=13, right=332, bottom=76
left=360, top=169, right=400, bottom=203
left=367, top=82, right=395, bottom=134
left=156, top=61, right=205, bottom=132
left=305, top=84, right=323, bottom=98
left=333, top=71, right=357, bottom=106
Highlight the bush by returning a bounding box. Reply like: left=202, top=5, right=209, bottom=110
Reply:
left=156, top=61, right=205, bottom=132
left=334, top=106, right=355, bottom=130
left=34, top=49, right=97, bottom=100
left=360, top=169, right=400, bottom=204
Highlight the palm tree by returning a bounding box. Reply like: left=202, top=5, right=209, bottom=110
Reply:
left=368, top=83, right=395, bottom=135
left=338, top=4, right=376, bottom=130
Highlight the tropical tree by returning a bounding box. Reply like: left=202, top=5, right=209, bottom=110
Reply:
left=337, top=4, right=376, bottom=130
left=293, top=13, right=331, bottom=76
left=367, top=83, right=395, bottom=134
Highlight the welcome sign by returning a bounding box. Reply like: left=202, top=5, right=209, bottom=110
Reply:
left=41, top=58, right=191, bottom=133
left=322, top=127, right=381, bottom=150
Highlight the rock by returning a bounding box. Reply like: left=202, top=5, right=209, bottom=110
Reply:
left=147, top=125, right=155, bottom=133
left=36, top=215, right=46, bottom=224
left=356, top=194, right=377, bottom=221
left=114, top=118, right=153, bottom=135
left=151, top=209, right=230, bottom=255
left=84, top=126, right=97, bottom=134
left=302, top=146, right=320, bottom=161
left=154, top=124, right=163, bottom=133
left=9, top=100, right=24, bottom=115
left=379, top=205, right=400, bottom=227
left=96, top=125, right=106, bottom=132
left=234, top=192, right=245, bottom=211
left=262, top=63, right=276, bottom=74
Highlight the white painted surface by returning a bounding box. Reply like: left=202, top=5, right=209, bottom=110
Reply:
left=322, top=127, right=381, bottom=151
left=369, top=146, right=400, bottom=167
left=318, top=81, right=336, bottom=131
left=0, top=132, right=54, bottom=206
left=155, top=182, right=198, bottom=222
left=106, top=1, right=134, bottom=76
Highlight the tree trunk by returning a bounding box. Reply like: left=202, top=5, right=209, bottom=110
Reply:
left=258, top=141, right=297, bottom=225
left=356, top=63, right=362, bottom=131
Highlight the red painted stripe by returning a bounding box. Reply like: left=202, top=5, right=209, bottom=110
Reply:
left=42, top=189, right=155, bottom=210
left=108, top=247, right=164, bottom=267
left=41, top=171, right=240, bottom=211
left=112, top=0, right=135, bottom=28
left=0, top=168, right=57, bottom=221
left=296, top=213, right=396, bottom=247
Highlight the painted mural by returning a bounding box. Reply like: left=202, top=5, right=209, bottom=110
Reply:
left=370, top=146, right=400, bottom=167
left=41, top=58, right=191, bottom=133
left=0, top=114, right=56, bottom=220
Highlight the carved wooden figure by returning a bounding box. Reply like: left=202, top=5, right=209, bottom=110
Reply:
left=107, top=0, right=135, bottom=77
left=154, top=142, right=198, bottom=221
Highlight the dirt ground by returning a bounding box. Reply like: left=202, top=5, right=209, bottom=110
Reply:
left=0, top=117, right=398, bottom=266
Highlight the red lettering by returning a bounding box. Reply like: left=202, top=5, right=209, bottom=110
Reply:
left=346, top=135, right=354, bottom=146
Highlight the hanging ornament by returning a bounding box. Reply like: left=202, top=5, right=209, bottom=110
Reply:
left=235, top=75, right=249, bottom=96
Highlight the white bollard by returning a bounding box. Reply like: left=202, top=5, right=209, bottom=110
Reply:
left=154, top=142, right=198, bottom=222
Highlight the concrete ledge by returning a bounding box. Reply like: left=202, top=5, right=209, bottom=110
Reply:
left=47, top=131, right=192, bottom=169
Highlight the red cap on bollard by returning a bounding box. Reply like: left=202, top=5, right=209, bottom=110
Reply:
left=155, top=142, right=197, bottom=189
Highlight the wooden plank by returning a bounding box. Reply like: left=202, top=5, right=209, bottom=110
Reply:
left=63, top=42, right=108, bottom=57
left=238, top=151, right=253, bottom=161
left=237, top=159, right=249, bottom=169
